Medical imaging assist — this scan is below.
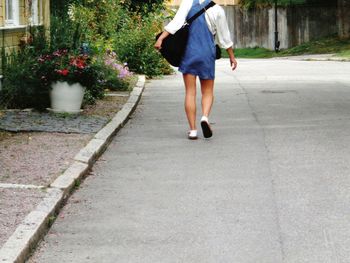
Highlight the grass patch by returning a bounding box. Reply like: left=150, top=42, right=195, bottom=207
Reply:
left=222, top=47, right=274, bottom=59
left=337, top=49, right=350, bottom=58
left=127, top=75, right=139, bottom=91
left=223, top=36, right=350, bottom=59
left=47, top=215, right=57, bottom=227
left=279, top=36, right=350, bottom=56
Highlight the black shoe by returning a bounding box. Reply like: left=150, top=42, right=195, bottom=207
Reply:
left=200, top=116, right=212, bottom=138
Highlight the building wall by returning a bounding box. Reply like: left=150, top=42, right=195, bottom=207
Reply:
left=0, top=3, right=4, bottom=26
left=0, top=0, right=50, bottom=55
left=43, top=0, right=50, bottom=31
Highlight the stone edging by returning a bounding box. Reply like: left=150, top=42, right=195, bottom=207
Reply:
left=0, top=75, right=146, bottom=263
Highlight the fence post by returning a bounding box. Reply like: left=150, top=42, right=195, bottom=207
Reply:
left=274, top=0, right=280, bottom=52
left=338, top=0, right=350, bottom=39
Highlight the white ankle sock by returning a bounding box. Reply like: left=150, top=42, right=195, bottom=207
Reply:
left=188, top=130, right=197, bottom=137
left=201, top=116, right=209, bottom=123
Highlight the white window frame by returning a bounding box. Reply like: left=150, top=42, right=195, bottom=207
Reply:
left=31, top=0, right=43, bottom=25
left=39, top=0, right=43, bottom=24
left=5, top=0, right=20, bottom=26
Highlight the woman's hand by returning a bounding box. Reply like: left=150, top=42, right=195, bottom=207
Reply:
left=230, top=57, right=237, bottom=71
left=154, top=38, right=163, bottom=50
left=226, top=47, right=237, bottom=71
left=154, top=31, right=170, bottom=50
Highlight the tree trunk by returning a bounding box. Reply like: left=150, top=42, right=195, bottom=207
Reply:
left=338, top=0, right=350, bottom=39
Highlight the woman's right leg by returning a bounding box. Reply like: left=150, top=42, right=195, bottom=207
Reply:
left=183, top=74, right=197, bottom=131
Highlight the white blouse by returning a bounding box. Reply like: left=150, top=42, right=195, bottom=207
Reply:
left=164, top=0, right=233, bottom=49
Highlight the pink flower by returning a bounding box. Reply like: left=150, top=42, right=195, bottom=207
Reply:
left=105, top=58, right=113, bottom=66
left=53, top=49, right=68, bottom=57
left=38, top=54, right=52, bottom=63
left=56, top=69, right=69, bottom=76
left=70, top=57, right=86, bottom=69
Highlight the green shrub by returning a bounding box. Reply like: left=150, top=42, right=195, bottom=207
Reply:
left=65, top=1, right=126, bottom=56
left=28, top=26, right=49, bottom=52
left=50, top=0, right=81, bottom=17
left=1, top=0, right=172, bottom=110
left=124, top=0, right=165, bottom=15
left=114, top=14, right=172, bottom=77
left=52, top=0, right=172, bottom=77
left=92, top=51, right=133, bottom=91
left=0, top=47, right=106, bottom=110
left=0, top=49, right=49, bottom=110
left=49, top=15, right=80, bottom=51
left=82, top=64, right=105, bottom=106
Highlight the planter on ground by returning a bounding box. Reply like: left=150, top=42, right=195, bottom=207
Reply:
left=50, top=81, right=85, bottom=114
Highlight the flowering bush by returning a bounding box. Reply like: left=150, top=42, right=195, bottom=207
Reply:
left=113, top=13, right=172, bottom=77
left=36, top=49, right=98, bottom=89
left=92, top=50, right=134, bottom=91
left=29, top=48, right=107, bottom=107
left=104, top=50, right=133, bottom=79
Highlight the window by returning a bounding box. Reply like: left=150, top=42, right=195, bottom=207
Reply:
left=6, top=0, right=13, bottom=21
left=5, top=0, right=19, bottom=26
left=31, top=0, right=43, bottom=25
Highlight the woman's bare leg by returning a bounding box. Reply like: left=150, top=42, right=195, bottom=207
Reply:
left=200, top=79, right=214, bottom=117
left=183, top=74, right=197, bottom=130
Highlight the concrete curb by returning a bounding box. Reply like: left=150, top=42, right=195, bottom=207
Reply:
left=0, top=189, right=64, bottom=263
left=272, top=54, right=350, bottom=62
left=303, top=58, right=350, bottom=62
left=0, top=75, right=146, bottom=263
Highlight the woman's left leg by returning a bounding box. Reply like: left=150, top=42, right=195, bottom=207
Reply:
left=200, top=79, right=214, bottom=117
left=200, top=79, right=214, bottom=138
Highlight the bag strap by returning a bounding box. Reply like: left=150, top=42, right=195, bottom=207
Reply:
left=186, top=1, right=216, bottom=25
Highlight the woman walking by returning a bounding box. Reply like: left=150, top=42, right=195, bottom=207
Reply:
left=155, top=0, right=237, bottom=140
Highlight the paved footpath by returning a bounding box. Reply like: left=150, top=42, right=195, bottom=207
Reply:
left=30, top=59, right=350, bottom=263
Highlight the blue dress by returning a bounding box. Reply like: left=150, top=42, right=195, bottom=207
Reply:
left=179, top=0, right=216, bottom=80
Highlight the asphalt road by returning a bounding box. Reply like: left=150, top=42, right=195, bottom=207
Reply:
left=29, top=59, right=350, bottom=263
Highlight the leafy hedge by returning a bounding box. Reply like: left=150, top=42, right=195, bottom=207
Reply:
left=114, top=13, right=172, bottom=76
left=0, top=0, right=171, bottom=110
left=1, top=49, right=50, bottom=110
left=123, top=0, right=165, bottom=14
left=50, top=0, right=171, bottom=77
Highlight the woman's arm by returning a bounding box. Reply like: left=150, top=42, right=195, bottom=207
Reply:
left=154, top=0, right=192, bottom=50
left=214, top=6, right=237, bottom=71
left=226, top=47, right=237, bottom=71
left=164, top=0, right=192, bottom=34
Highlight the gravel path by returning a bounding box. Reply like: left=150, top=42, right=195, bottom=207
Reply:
left=0, top=91, right=130, bottom=255
left=0, top=188, right=46, bottom=247
left=0, top=94, right=129, bottom=186
left=0, top=132, right=92, bottom=186
left=0, top=111, right=109, bottom=134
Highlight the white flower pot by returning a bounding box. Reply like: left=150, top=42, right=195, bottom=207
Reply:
left=50, top=81, right=85, bottom=114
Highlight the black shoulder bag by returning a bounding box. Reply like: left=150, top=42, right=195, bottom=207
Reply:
left=156, top=1, right=219, bottom=67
